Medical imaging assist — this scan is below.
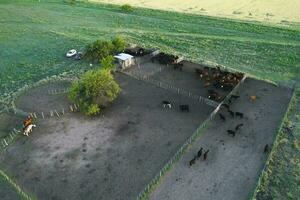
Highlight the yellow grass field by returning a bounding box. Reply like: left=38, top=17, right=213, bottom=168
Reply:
left=90, top=0, right=300, bottom=24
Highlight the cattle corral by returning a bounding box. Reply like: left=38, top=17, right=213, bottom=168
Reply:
left=149, top=78, right=293, bottom=200
left=0, top=58, right=293, bottom=200
left=0, top=71, right=215, bottom=200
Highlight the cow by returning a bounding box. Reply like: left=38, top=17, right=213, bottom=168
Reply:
left=189, top=157, right=196, bottom=166
left=235, top=123, right=244, bottom=131
left=23, top=116, right=33, bottom=130
left=162, top=101, right=172, bottom=109
left=228, top=110, right=235, bottom=117
left=179, top=105, right=189, bottom=112
left=197, top=148, right=203, bottom=159
left=219, top=113, right=226, bottom=122
left=227, top=130, right=236, bottom=137
left=235, top=112, right=244, bottom=118
left=203, top=150, right=209, bottom=160
left=230, top=95, right=240, bottom=100
left=264, top=144, right=269, bottom=153
left=23, top=124, right=36, bottom=136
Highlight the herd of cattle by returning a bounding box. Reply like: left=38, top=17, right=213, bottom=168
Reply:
left=195, top=67, right=244, bottom=102
left=150, top=52, right=244, bottom=103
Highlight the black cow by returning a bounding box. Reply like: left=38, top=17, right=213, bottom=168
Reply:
left=197, top=148, right=203, bottom=159
left=179, top=105, right=189, bottom=112
left=230, top=95, right=240, bottom=100
left=235, top=123, right=244, bottom=131
left=228, top=110, right=235, bottom=117
left=264, top=144, right=269, bottom=153
left=219, top=113, right=226, bottom=122
left=227, top=130, right=236, bottom=137
left=235, top=112, right=244, bottom=118
left=189, top=157, right=196, bottom=166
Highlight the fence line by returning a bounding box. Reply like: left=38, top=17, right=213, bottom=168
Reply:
left=0, top=169, right=35, bottom=200
left=136, top=75, right=246, bottom=200
left=47, top=87, right=70, bottom=95
left=0, top=73, right=78, bottom=115
left=122, top=70, right=219, bottom=108
left=0, top=128, right=21, bottom=152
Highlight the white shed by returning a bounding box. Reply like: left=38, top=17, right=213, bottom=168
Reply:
left=114, top=53, right=135, bottom=69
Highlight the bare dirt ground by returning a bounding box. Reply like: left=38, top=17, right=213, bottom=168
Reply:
left=0, top=73, right=214, bottom=200
left=91, top=0, right=300, bottom=24
left=150, top=78, right=293, bottom=200
left=15, top=81, right=72, bottom=115
left=0, top=113, right=23, bottom=139
left=126, top=61, right=231, bottom=101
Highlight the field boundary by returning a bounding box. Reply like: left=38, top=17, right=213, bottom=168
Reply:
left=136, top=75, right=246, bottom=200
left=0, top=168, right=36, bottom=200
left=249, top=87, right=296, bottom=200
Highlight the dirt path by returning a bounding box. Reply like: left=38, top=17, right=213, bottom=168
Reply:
left=150, top=78, right=292, bottom=200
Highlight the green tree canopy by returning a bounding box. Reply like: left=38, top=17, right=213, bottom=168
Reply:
left=112, top=36, right=126, bottom=53
left=121, top=4, right=134, bottom=13
left=85, top=36, right=126, bottom=62
left=68, top=69, right=121, bottom=116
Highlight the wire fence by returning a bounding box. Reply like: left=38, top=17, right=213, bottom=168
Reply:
left=48, top=87, right=70, bottom=95
left=136, top=75, right=246, bottom=200
left=0, top=169, right=35, bottom=200
left=122, top=70, right=219, bottom=108
left=0, top=128, right=21, bottom=152
left=0, top=73, right=77, bottom=115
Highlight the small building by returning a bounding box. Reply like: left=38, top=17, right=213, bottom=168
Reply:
left=114, top=53, right=135, bottom=70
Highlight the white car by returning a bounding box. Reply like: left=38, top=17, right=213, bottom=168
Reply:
left=66, top=49, right=77, bottom=57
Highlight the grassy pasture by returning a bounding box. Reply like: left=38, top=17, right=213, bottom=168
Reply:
left=0, top=0, right=300, bottom=97
left=0, top=1, right=300, bottom=199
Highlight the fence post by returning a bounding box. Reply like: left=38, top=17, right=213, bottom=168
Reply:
left=3, top=139, right=8, bottom=146
left=41, top=112, right=44, bottom=119
left=54, top=110, right=60, bottom=117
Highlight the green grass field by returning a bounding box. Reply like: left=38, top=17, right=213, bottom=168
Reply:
left=0, top=1, right=299, bottom=199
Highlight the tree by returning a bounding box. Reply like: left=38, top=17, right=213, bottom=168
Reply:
left=112, top=36, right=126, bottom=53
left=121, top=4, right=134, bottom=13
left=85, top=40, right=114, bottom=62
left=68, top=69, right=121, bottom=116
left=84, top=37, right=126, bottom=62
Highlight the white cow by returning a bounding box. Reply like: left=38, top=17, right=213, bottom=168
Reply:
left=23, top=124, right=36, bottom=136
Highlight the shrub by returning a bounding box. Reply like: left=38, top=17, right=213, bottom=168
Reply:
left=121, top=4, right=134, bottom=13
left=112, top=36, right=126, bottom=53
left=101, top=55, right=115, bottom=70
left=68, top=69, right=121, bottom=116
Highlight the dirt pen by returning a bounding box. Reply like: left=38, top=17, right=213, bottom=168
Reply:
left=149, top=78, right=293, bottom=200
left=0, top=58, right=293, bottom=200
left=0, top=73, right=215, bottom=200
